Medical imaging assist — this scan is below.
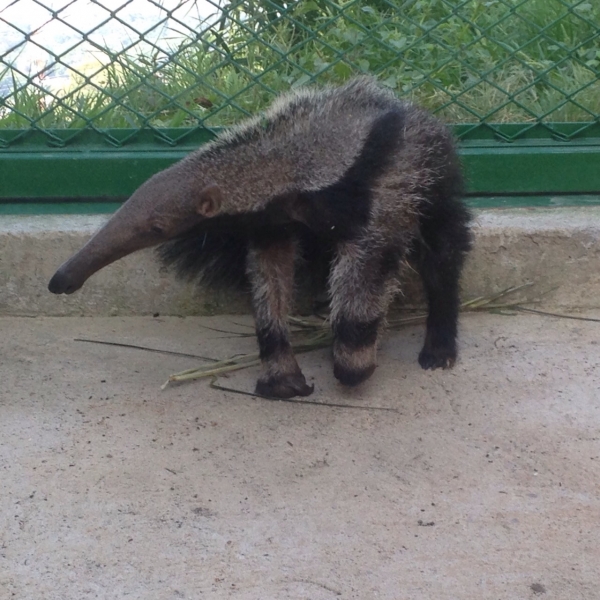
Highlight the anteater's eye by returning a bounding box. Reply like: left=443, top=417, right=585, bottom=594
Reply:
left=150, top=224, right=165, bottom=235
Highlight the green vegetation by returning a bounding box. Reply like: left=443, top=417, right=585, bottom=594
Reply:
left=1, top=0, right=599, bottom=131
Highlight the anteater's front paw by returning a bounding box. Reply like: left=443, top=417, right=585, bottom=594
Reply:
left=255, top=372, right=314, bottom=399
left=418, top=345, right=456, bottom=370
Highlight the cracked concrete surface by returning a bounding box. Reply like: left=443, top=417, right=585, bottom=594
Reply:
left=1, top=312, right=599, bottom=599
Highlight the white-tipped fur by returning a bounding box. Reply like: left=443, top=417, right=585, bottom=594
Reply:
left=52, top=76, right=471, bottom=398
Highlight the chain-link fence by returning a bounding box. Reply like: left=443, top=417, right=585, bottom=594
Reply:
left=1, top=0, right=599, bottom=149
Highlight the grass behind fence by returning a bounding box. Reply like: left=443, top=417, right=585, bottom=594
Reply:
left=1, top=0, right=599, bottom=131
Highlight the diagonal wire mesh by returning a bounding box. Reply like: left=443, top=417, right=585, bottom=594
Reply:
left=0, top=0, right=598, bottom=148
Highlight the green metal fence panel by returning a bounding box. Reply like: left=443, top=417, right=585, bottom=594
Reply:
left=1, top=0, right=599, bottom=202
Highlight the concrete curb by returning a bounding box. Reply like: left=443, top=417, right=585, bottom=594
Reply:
left=1, top=207, right=599, bottom=316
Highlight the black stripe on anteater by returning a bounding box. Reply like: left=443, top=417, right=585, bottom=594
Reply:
left=333, top=317, right=381, bottom=350
left=158, top=108, right=406, bottom=286
left=299, top=107, right=406, bottom=239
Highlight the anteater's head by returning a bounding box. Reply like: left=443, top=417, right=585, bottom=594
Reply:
left=48, top=164, right=223, bottom=295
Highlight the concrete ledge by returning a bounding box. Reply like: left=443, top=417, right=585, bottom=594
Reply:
left=1, top=207, right=599, bottom=316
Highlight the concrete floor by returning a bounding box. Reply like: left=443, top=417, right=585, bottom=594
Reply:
left=1, top=312, right=599, bottom=599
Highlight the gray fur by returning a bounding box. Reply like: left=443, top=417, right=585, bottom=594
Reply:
left=48, top=76, right=472, bottom=398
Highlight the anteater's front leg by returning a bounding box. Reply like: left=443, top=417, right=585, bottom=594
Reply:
left=329, top=239, right=399, bottom=387
left=247, top=238, right=314, bottom=398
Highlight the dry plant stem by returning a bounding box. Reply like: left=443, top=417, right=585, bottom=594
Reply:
left=161, top=284, right=540, bottom=389
left=69, top=285, right=595, bottom=392
left=163, top=337, right=334, bottom=388
left=209, top=378, right=400, bottom=411
left=198, top=324, right=256, bottom=337
left=161, top=357, right=262, bottom=388
left=515, top=307, right=600, bottom=323
left=150, top=285, right=591, bottom=390
left=74, top=338, right=218, bottom=361
left=459, top=282, right=534, bottom=309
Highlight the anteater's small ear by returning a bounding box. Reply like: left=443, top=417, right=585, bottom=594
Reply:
left=197, top=183, right=223, bottom=217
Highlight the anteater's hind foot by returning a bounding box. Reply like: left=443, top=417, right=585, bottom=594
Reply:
left=328, top=237, right=395, bottom=388
left=332, top=341, right=377, bottom=387
left=418, top=329, right=457, bottom=370
left=414, top=188, right=472, bottom=372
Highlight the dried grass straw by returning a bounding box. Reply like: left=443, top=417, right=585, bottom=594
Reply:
left=162, top=283, right=540, bottom=389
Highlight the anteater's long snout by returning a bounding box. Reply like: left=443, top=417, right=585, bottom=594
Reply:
left=48, top=211, right=159, bottom=295
left=48, top=238, right=111, bottom=295
left=47, top=175, right=188, bottom=296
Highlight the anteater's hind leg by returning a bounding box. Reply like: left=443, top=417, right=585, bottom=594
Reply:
left=415, top=199, right=472, bottom=370
left=329, top=238, right=400, bottom=386
left=247, top=237, right=314, bottom=398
